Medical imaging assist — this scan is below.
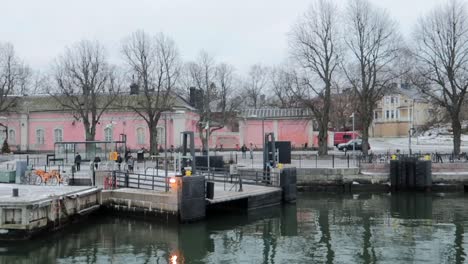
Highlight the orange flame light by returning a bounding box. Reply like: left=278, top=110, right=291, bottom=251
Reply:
left=169, top=178, right=176, bottom=184
left=170, top=255, right=178, bottom=264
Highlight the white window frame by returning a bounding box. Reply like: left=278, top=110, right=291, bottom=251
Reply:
left=8, top=129, right=16, bottom=145
left=136, top=127, right=145, bottom=145
left=104, top=127, right=113, bottom=142
left=156, top=127, right=165, bottom=146
left=54, top=128, right=63, bottom=143
left=36, top=129, right=45, bottom=145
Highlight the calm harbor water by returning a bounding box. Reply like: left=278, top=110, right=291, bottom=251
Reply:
left=2, top=192, right=468, bottom=264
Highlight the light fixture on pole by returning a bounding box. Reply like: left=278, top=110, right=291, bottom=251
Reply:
left=350, top=112, right=355, bottom=157
left=205, top=121, right=210, bottom=172
left=164, top=110, right=185, bottom=191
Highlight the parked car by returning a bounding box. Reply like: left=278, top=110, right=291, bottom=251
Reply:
left=337, top=139, right=370, bottom=151
left=333, top=131, right=360, bottom=147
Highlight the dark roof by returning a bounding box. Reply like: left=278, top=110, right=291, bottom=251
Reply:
left=241, top=108, right=312, bottom=119
left=6, top=93, right=194, bottom=113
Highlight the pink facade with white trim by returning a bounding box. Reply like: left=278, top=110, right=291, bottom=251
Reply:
left=2, top=97, right=324, bottom=152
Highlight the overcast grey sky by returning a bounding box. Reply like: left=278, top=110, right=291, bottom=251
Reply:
left=1, top=0, right=447, bottom=74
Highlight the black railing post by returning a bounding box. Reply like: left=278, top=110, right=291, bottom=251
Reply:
left=138, top=173, right=140, bottom=188
left=112, top=171, right=116, bottom=189
left=125, top=172, right=129, bottom=187
left=332, top=155, right=335, bottom=168
left=152, top=174, right=155, bottom=190
left=347, top=154, right=350, bottom=168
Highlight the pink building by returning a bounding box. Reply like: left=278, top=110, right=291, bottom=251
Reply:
left=1, top=95, right=325, bottom=152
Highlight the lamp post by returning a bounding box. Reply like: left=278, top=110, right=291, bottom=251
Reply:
left=350, top=113, right=355, bottom=157
left=163, top=110, right=185, bottom=190
left=408, top=99, right=415, bottom=156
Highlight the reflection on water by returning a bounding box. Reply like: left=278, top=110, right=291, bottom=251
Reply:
left=2, top=192, right=468, bottom=263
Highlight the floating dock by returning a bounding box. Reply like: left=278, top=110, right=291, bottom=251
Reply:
left=0, top=168, right=297, bottom=240
left=0, top=184, right=101, bottom=240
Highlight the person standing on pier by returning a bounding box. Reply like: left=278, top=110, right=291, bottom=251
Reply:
left=94, top=156, right=101, bottom=170
left=74, top=153, right=81, bottom=171
left=116, top=153, right=123, bottom=170
left=127, top=156, right=134, bottom=172
left=241, top=144, right=247, bottom=159
left=249, top=143, right=254, bottom=160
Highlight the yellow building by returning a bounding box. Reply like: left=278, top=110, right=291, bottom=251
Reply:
left=370, top=85, right=432, bottom=137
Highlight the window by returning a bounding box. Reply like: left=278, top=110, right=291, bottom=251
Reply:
left=385, top=97, right=390, bottom=104
left=386, top=110, right=390, bottom=119
left=391, top=110, right=395, bottom=119
left=391, top=97, right=394, bottom=104
left=8, top=129, right=16, bottom=144
left=374, top=112, right=378, bottom=119
left=36, top=129, right=45, bottom=145
left=395, top=97, right=399, bottom=104
left=0, top=130, right=5, bottom=143
left=104, top=127, right=113, bottom=141
left=136, top=127, right=145, bottom=145
left=54, top=128, right=63, bottom=142
left=156, top=127, right=165, bottom=145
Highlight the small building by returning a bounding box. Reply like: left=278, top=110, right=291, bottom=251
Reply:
left=370, top=84, right=432, bottom=137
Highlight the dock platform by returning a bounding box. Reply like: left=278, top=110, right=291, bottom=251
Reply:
left=0, top=184, right=101, bottom=240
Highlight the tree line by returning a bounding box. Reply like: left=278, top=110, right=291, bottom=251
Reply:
left=1, top=0, right=467, bottom=155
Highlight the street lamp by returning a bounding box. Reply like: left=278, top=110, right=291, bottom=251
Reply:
left=350, top=113, right=355, bottom=157
left=163, top=110, right=185, bottom=191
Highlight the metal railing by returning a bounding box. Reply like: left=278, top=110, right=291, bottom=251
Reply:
left=357, top=152, right=468, bottom=165
left=113, top=171, right=168, bottom=191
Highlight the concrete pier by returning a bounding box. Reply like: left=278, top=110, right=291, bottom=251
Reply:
left=0, top=168, right=298, bottom=240
left=0, top=184, right=101, bottom=240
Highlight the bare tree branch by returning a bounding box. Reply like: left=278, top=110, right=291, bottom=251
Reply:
left=289, top=0, right=341, bottom=155
left=343, top=0, right=401, bottom=155
left=413, top=0, right=468, bottom=154
left=51, top=40, right=119, bottom=144
left=121, top=30, right=181, bottom=154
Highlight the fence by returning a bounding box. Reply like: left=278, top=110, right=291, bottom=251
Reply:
left=357, top=152, right=468, bottom=165
left=113, top=171, right=168, bottom=191
left=195, top=166, right=280, bottom=190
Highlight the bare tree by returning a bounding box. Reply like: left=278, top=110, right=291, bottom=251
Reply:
left=269, top=65, right=298, bottom=108
left=343, top=0, right=400, bottom=155
left=52, top=40, right=119, bottom=144
left=330, top=86, right=355, bottom=131
left=122, top=31, right=181, bottom=154
left=0, top=43, right=30, bottom=113
left=413, top=0, right=468, bottom=155
left=244, top=64, right=269, bottom=109
left=185, top=51, right=240, bottom=152
left=290, top=0, right=341, bottom=155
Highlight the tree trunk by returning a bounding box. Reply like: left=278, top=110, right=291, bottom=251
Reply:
left=84, top=122, right=96, bottom=157
left=452, top=115, right=462, bottom=155
left=149, top=123, right=158, bottom=155
left=198, top=126, right=208, bottom=154
left=361, top=127, right=370, bottom=156
left=318, top=119, right=329, bottom=156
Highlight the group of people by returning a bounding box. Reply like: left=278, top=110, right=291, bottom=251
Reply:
left=240, top=143, right=255, bottom=159
left=74, top=151, right=135, bottom=172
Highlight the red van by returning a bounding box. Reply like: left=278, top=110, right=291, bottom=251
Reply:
left=333, top=131, right=360, bottom=147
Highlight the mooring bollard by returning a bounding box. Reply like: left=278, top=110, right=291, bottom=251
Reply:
left=12, top=188, right=19, bottom=197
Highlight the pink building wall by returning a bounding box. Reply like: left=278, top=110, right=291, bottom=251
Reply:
left=3, top=109, right=318, bottom=152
